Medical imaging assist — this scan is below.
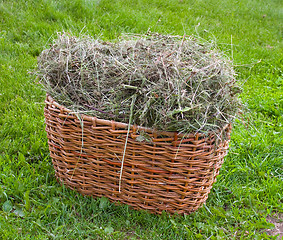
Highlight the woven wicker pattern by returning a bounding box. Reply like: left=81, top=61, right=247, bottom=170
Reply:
left=44, top=95, right=231, bottom=214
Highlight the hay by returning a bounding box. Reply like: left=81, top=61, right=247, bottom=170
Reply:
left=36, top=32, right=241, bottom=136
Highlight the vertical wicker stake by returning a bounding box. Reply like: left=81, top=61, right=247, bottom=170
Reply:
left=131, top=125, right=137, bottom=188
left=167, top=132, right=178, bottom=194
left=149, top=131, right=158, bottom=205
left=92, top=118, right=100, bottom=186
left=182, top=133, right=199, bottom=200
left=111, top=121, right=117, bottom=195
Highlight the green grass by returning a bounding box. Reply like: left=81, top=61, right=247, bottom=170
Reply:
left=0, top=0, right=282, bottom=239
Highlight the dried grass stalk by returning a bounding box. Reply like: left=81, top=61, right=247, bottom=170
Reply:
left=36, top=32, right=241, bottom=136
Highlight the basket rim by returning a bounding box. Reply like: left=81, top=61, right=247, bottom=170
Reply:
left=45, top=93, right=231, bottom=139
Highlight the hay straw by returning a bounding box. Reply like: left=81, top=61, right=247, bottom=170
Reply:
left=36, top=32, right=241, bottom=137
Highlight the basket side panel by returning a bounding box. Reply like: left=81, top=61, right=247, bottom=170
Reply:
left=44, top=97, right=230, bottom=214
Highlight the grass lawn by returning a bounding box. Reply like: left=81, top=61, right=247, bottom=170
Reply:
left=0, top=0, right=282, bottom=239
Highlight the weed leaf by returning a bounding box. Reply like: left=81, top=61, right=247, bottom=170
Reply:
left=104, top=226, right=114, bottom=235
left=24, top=190, right=30, bottom=211
left=99, top=197, right=109, bottom=210
left=2, top=200, right=13, bottom=212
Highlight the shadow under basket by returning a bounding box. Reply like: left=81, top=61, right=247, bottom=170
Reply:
left=44, top=94, right=231, bottom=215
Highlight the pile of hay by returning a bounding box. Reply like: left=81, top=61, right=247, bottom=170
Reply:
left=36, top=32, right=241, bottom=135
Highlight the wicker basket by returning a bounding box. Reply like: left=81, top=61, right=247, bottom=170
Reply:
left=44, top=94, right=231, bottom=215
